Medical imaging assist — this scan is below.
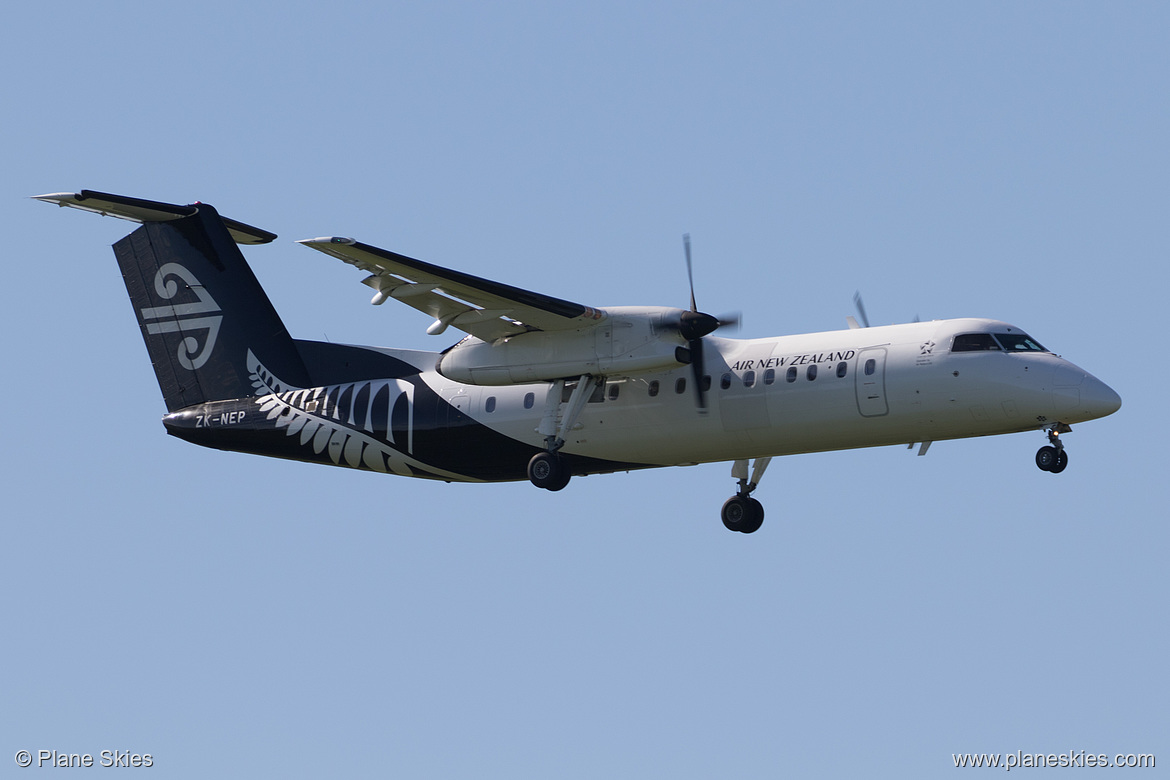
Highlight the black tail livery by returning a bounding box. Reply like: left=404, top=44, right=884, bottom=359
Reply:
left=106, top=193, right=313, bottom=411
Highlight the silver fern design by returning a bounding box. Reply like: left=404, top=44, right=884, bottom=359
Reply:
left=246, top=350, right=469, bottom=480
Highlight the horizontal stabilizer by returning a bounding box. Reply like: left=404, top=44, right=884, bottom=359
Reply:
left=33, top=189, right=276, bottom=245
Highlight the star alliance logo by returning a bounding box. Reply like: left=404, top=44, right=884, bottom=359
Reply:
left=920, top=340, right=936, bottom=355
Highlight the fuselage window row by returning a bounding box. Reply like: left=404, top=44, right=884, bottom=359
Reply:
left=655, top=358, right=854, bottom=399
left=471, top=356, right=862, bottom=412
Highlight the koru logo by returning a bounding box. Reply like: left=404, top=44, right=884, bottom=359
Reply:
left=139, top=263, right=223, bottom=370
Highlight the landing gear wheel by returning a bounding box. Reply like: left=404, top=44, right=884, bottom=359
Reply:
left=721, top=496, right=747, bottom=531
left=1050, top=450, right=1068, bottom=474
left=528, top=452, right=571, bottom=491
left=546, top=460, right=572, bottom=491
left=721, top=495, right=764, bottom=534
left=1035, top=446, right=1058, bottom=472
left=740, top=498, right=764, bottom=534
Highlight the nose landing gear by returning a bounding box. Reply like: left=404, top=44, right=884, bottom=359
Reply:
left=1035, top=426, right=1070, bottom=473
left=721, top=457, right=771, bottom=533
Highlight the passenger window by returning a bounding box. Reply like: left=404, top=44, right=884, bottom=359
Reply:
left=952, top=333, right=1001, bottom=352
left=764, top=368, right=775, bottom=385
left=676, top=377, right=687, bottom=394
left=701, top=375, right=711, bottom=392
left=865, top=359, right=876, bottom=376
left=648, top=380, right=660, bottom=397
left=744, top=370, right=756, bottom=388
left=786, top=366, right=798, bottom=383
left=836, top=362, right=847, bottom=378
left=608, top=384, right=620, bottom=401
left=720, top=373, right=732, bottom=390
left=523, top=392, right=534, bottom=409
left=807, top=365, right=817, bottom=381
left=485, top=396, right=497, bottom=413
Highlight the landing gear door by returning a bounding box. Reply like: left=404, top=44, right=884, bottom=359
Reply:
left=856, top=347, right=888, bottom=417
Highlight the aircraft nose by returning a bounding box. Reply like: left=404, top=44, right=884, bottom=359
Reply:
left=1081, top=375, right=1122, bottom=419
left=1051, top=362, right=1121, bottom=421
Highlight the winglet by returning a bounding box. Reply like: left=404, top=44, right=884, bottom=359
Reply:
left=33, top=189, right=277, bottom=245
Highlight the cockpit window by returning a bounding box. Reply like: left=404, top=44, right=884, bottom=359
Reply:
left=952, top=333, right=1001, bottom=352
left=993, top=333, right=1048, bottom=352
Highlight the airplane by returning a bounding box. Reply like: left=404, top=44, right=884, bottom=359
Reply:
left=35, top=189, right=1122, bottom=533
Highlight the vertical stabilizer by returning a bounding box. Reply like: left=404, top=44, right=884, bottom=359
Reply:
left=105, top=203, right=311, bottom=411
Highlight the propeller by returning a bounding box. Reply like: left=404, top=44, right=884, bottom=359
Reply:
left=679, top=234, right=739, bottom=410
left=852, top=291, right=871, bottom=328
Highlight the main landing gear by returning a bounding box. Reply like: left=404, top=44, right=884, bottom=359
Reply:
left=1035, top=425, right=1070, bottom=474
left=721, top=457, right=771, bottom=534
left=527, top=375, right=599, bottom=493
left=528, top=451, right=571, bottom=492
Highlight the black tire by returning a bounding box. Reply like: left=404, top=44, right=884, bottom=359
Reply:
left=1035, top=446, right=1058, bottom=472
left=721, top=496, right=748, bottom=531
left=739, top=498, right=765, bottom=534
left=528, top=452, right=570, bottom=491
left=1050, top=450, right=1068, bottom=474
left=721, top=496, right=764, bottom=533
left=528, top=452, right=557, bottom=488
left=546, top=456, right=572, bottom=491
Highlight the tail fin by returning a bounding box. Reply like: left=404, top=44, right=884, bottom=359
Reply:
left=39, top=190, right=311, bottom=411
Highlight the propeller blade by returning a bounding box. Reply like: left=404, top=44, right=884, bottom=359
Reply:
left=678, top=233, right=724, bottom=410
left=853, top=291, right=870, bottom=328
left=690, top=336, right=707, bottom=410
left=717, top=313, right=741, bottom=331
left=683, top=233, right=697, bottom=313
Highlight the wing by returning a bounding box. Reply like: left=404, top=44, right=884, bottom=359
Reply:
left=297, top=237, right=604, bottom=342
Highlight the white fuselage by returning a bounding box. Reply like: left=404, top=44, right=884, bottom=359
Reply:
left=416, top=318, right=1121, bottom=471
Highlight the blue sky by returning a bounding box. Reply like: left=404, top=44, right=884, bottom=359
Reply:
left=3, top=2, right=1166, bottom=777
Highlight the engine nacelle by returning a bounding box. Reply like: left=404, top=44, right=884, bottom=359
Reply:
left=437, top=308, right=689, bottom=385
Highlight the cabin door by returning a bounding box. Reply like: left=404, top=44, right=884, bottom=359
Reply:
left=855, top=348, right=888, bottom=417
